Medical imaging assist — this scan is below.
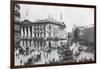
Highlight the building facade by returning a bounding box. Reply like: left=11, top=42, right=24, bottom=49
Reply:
left=20, top=19, right=67, bottom=51
left=72, top=25, right=94, bottom=43
left=14, top=4, right=21, bottom=47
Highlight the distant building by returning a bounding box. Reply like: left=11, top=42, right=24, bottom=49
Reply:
left=77, top=25, right=94, bottom=42
left=20, top=19, right=67, bottom=50
left=72, top=25, right=94, bottom=43
left=14, top=4, right=21, bottom=47
left=77, top=26, right=86, bottom=40
left=83, top=25, right=94, bottom=43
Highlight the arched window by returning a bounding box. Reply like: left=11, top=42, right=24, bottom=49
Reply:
left=48, top=25, right=52, bottom=30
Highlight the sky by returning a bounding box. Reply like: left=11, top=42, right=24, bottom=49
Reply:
left=19, top=4, right=94, bottom=32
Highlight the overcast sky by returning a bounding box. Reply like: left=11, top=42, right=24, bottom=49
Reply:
left=19, top=4, right=94, bottom=32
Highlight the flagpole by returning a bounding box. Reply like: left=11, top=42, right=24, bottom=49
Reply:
left=26, top=8, right=29, bottom=20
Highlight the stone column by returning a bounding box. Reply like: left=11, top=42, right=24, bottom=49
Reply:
left=24, top=41, right=26, bottom=50
left=32, top=26, right=34, bottom=38
left=28, top=26, right=31, bottom=38
left=31, top=40, right=34, bottom=47
left=21, top=27, right=23, bottom=38
left=24, top=27, right=27, bottom=38
left=20, top=40, right=23, bottom=47
left=36, top=33, right=37, bottom=37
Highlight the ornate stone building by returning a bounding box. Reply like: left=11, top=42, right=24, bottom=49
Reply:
left=20, top=19, right=67, bottom=51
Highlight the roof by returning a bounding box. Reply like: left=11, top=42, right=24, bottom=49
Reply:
left=21, top=19, right=66, bottom=27
left=22, top=19, right=31, bottom=24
